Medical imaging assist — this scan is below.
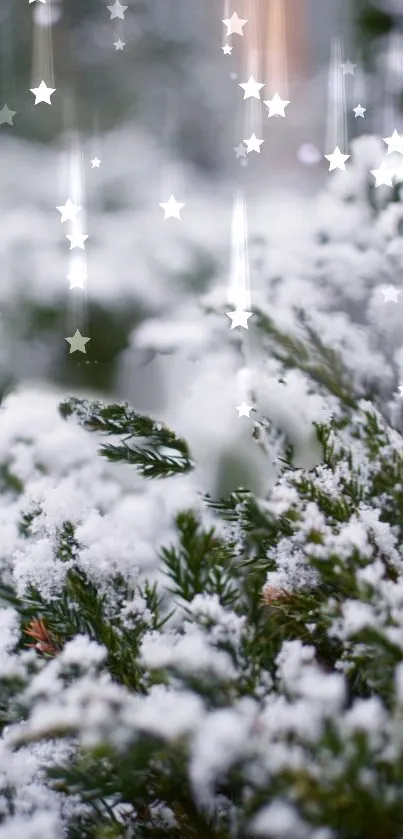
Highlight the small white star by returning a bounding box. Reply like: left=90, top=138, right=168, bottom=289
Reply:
left=113, top=39, right=126, bottom=51
left=244, top=133, right=264, bottom=154
left=397, top=385, right=403, bottom=396
left=222, top=44, right=233, bottom=55
left=383, top=129, right=403, bottom=155
left=341, top=60, right=357, bottom=75
left=234, top=143, right=247, bottom=158
left=0, top=104, right=17, bottom=126
left=370, top=166, right=394, bottom=188
left=380, top=285, right=400, bottom=303
left=65, top=330, right=90, bottom=354
left=91, top=158, right=101, bottom=168
left=107, top=0, right=127, bottom=19
left=222, top=12, right=248, bottom=36
left=56, top=199, right=82, bottom=223
left=236, top=402, right=253, bottom=417
left=67, top=266, right=87, bottom=290
left=353, top=104, right=366, bottom=118
left=159, top=194, right=185, bottom=220
left=66, top=232, right=88, bottom=250
left=30, top=80, right=56, bottom=105
left=264, top=91, right=290, bottom=117
left=239, top=75, right=265, bottom=100
left=226, top=309, right=253, bottom=329
left=325, top=146, right=350, bottom=172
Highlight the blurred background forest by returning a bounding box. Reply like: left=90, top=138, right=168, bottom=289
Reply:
left=0, top=0, right=402, bottom=414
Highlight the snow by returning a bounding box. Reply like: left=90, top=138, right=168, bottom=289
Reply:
left=140, top=624, right=237, bottom=680
left=128, top=685, right=205, bottom=741
left=187, top=594, right=246, bottom=648
left=0, top=812, right=62, bottom=839
left=250, top=800, right=309, bottom=838
left=3, top=114, right=403, bottom=836
left=58, top=636, right=107, bottom=670
left=341, top=697, right=387, bottom=748
left=190, top=701, right=258, bottom=801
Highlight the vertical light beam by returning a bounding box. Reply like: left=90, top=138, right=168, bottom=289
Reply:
left=325, top=38, right=347, bottom=154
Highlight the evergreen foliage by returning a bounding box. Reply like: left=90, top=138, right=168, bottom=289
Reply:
left=1, top=372, right=403, bottom=838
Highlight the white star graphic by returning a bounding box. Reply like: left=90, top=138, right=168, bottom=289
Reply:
left=66, top=232, right=88, bottom=250
left=325, top=146, right=350, bottom=172
left=353, top=104, right=366, bottom=118
left=113, top=39, right=126, bottom=51
left=0, top=104, right=17, bottom=125
left=236, top=402, right=253, bottom=417
left=56, top=199, right=82, bottom=223
left=65, top=330, right=90, bottom=354
left=159, top=194, right=185, bottom=220
left=370, top=166, right=394, bottom=188
left=107, top=0, right=127, bottom=19
left=264, top=91, right=290, bottom=117
left=383, top=129, right=403, bottom=155
left=222, top=44, right=233, bottom=55
left=234, top=143, right=247, bottom=158
left=222, top=12, right=248, bottom=36
left=380, top=285, right=400, bottom=303
left=91, top=158, right=101, bottom=168
left=244, top=133, right=264, bottom=154
left=398, top=386, right=403, bottom=397
left=30, top=80, right=56, bottom=105
left=67, top=265, right=87, bottom=290
left=226, top=309, right=253, bottom=329
left=239, top=75, right=265, bottom=100
left=341, top=60, right=357, bottom=75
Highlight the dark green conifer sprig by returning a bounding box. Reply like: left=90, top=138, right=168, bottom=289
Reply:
left=3, top=376, right=403, bottom=838
left=59, top=397, right=194, bottom=479
left=161, top=510, right=238, bottom=608
left=254, top=307, right=358, bottom=409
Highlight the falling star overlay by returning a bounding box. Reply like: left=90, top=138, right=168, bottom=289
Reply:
left=5, top=4, right=399, bottom=418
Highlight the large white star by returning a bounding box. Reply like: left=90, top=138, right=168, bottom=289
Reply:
left=226, top=309, right=253, bottom=329
left=244, top=133, right=264, bottom=154
left=67, top=265, right=87, bottom=290
left=30, top=81, right=56, bottom=105
left=65, top=330, right=90, bottom=354
left=56, top=199, right=82, bottom=223
left=236, top=402, right=253, bottom=417
left=341, top=60, right=357, bottom=75
left=234, top=143, right=247, bottom=159
left=0, top=104, right=17, bottom=125
left=264, top=91, right=290, bottom=117
left=159, top=194, right=185, bottom=220
left=380, top=285, right=400, bottom=303
left=222, top=12, right=248, bottom=36
left=324, top=146, right=350, bottom=171
left=239, top=75, right=265, bottom=100
left=370, top=166, right=394, bottom=188
left=107, top=0, right=127, bottom=19
left=66, top=232, right=88, bottom=250
left=383, top=129, right=403, bottom=155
